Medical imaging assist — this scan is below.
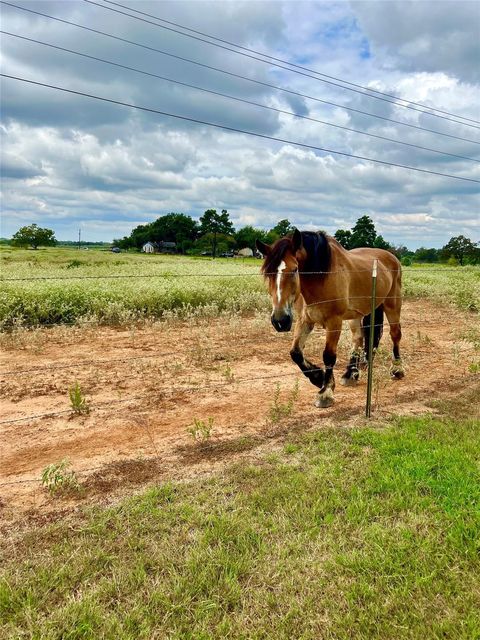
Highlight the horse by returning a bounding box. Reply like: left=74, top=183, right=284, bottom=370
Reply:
left=256, top=229, right=404, bottom=408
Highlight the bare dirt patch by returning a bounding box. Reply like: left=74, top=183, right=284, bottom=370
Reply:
left=1, top=300, right=478, bottom=524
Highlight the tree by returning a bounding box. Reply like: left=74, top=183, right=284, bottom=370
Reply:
left=199, top=209, right=235, bottom=258
left=350, top=215, right=377, bottom=248
left=115, top=213, right=198, bottom=252
left=270, top=219, right=294, bottom=239
left=373, top=235, right=393, bottom=251
left=442, top=235, right=479, bottom=265
left=11, top=224, right=56, bottom=250
left=414, top=247, right=439, bottom=263
left=235, top=226, right=267, bottom=250
left=149, top=213, right=198, bottom=253
left=334, top=229, right=352, bottom=249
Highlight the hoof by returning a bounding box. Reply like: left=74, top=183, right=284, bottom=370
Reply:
left=340, top=375, right=358, bottom=387
left=314, top=388, right=335, bottom=408
left=390, top=361, right=405, bottom=379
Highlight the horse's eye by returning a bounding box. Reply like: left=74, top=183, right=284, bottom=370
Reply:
left=292, top=268, right=298, bottom=275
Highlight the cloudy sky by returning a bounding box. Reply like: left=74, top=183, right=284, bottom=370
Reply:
left=1, top=0, right=479, bottom=247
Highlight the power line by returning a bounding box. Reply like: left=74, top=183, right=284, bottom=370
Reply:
left=2, top=74, right=479, bottom=184
left=2, top=2, right=479, bottom=146
left=100, top=0, right=480, bottom=127
left=3, top=30, right=478, bottom=165
left=87, top=0, right=480, bottom=130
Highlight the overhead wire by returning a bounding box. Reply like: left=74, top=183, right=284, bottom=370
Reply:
left=3, top=30, right=478, bottom=164
left=87, top=0, right=480, bottom=129
left=100, top=0, right=480, bottom=126
left=2, top=2, right=479, bottom=146
left=2, top=74, right=480, bottom=184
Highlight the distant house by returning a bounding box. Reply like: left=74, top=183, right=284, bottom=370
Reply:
left=142, top=241, right=177, bottom=254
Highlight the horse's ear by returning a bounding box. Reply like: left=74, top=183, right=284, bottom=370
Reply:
left=255, top=239, right=271, bottom=256
left=292, top=228, right=303, bottom=252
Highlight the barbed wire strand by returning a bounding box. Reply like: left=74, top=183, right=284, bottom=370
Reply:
left=0, top=318, right=465, bottom=377
left=0, top=367, right=328, bottom=426
left=0, top=267, right=471, bottom=282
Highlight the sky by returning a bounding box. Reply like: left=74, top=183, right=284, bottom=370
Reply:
left=1, top=0, right=479, bottom=248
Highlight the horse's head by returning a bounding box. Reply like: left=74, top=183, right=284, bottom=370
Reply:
left=256, top=229, right=305, bottom=332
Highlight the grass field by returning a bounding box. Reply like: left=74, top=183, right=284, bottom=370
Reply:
left=1, top=247, right=479, bottom=328
left=1, top=407, right=479, bottom=639
left=1, top=247, right=479, bottom=639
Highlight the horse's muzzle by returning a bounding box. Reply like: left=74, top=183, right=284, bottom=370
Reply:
left=271, top=314, right=292, bottom=332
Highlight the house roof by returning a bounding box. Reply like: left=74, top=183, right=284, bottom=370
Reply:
left=142, top=240, right=176, bottom=247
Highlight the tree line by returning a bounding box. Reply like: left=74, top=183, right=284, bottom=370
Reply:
left=113, top=211, right=297, bottom=257
left=8, top=216, right=479, bottom=265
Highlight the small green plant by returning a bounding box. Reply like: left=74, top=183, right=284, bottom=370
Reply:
left=41, top=459, right=79, bottom=495
left=267, top=379, right=299, bottom=425
left=222, top=364, right=235, bottom=383
left=69, top=382, right=90, bottom=415
left=415, top=330, right=432, bottom=345
left=468, top=361, right=480, bottom=374
left=187, top=417, right=214, bottom=442
left=66, top=259, right=83, bottom=269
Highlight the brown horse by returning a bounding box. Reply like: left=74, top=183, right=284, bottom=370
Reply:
left=256, top=229, right=404, bottom=408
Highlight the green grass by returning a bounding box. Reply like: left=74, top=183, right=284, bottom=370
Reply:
left=1, top=247, right=479, bottom=327
left=2, top=414, right=479, bottom=639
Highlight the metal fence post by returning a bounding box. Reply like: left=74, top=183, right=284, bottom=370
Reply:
left=365, top=259, right=378, bottom=418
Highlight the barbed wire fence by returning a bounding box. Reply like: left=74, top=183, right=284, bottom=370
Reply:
left=1, top=266, right=479, bottom=491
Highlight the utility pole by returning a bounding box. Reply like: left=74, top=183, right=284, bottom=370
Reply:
left=78, top=228, right=81, bottom=250
left=365, top=259, right=378, bottom=418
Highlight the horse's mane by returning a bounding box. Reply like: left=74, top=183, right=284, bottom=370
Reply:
left=301, top=231, right=331, bottom=276
left=261, top=231, right=331, bottom=278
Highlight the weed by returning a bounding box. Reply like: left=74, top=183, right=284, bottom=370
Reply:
left=415, top=330, right=433, bottom=345
left=468, top=361, right=480, bottom=374
left=41, top=459, right=79, bottom=495
left=222, top=364, right=235, bottom=383
left=187, top=417, right=214, bottom=443
left=267, top=379, right=299, bottom=426
left=66, top=259, right=83, bottom=269
left=69, top=382, right=90, bottom=415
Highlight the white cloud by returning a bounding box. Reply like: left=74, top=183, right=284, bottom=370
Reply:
left=1, top=0, right=479, bottom=247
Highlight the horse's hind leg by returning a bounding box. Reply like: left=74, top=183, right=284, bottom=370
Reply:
left=341, top=319, right=364, bottom=386
left=290, top=318, right=325, bottom=388
left=384, top=302, right=404, bottom=379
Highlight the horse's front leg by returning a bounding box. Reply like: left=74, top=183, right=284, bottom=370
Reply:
left=315, top=318, right=342, bottom=408
left=289, top=317, right=325, bottom=389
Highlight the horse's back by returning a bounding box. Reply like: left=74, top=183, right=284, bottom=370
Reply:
left=347, top=247, right=401, bottom=272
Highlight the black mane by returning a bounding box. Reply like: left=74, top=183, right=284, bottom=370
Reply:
left=261, top=231, right=331, bottom=277
left=301, top=231, right=331, bottom=275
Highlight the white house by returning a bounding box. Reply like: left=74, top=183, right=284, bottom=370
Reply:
left=142, top=241, right=177, bottom=254
left=142, top=241, right=156, bottom=253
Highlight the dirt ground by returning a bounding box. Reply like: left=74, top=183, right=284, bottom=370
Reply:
left=1, top=299, right=478, bottom=525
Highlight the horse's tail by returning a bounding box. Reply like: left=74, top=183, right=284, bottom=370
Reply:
left=363, top=304, right=384, bottom=359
